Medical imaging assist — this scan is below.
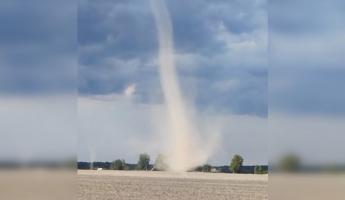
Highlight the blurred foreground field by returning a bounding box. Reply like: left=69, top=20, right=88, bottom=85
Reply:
left=0, top=169, right=75, bottom=200
left=78, top=170, right=268, bottom=200
left=270, top=173, right=345, bottom=200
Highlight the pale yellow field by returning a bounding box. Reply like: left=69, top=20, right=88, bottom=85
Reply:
left=78, top=170, right=268, bottom=200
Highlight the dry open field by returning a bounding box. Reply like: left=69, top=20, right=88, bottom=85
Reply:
left=78, top=170, right=268, bottom=200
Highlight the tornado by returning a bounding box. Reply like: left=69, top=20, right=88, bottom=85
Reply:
left=150, top=0, right=214, bottom=172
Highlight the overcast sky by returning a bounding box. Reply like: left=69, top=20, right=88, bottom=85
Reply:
left=77, top=0, right=268, bottom=165
left=1, top=0, right=343, bottom=166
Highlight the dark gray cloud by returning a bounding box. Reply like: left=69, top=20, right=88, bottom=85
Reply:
left=269, top=0, right=345, bottom=35
left=78, top=0, right=157, bottom=60
left=78, top=0, right=267, bottom=117
left=270, top=67, right=345, bottom=116
left=168, top=0, right=266, bottom=53
left=0, top=0, right=76, bottom=94
left=269, top=0, right=345, bottom=116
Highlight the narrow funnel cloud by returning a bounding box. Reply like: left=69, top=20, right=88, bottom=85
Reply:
left=150, top=0, right=217, bottom=172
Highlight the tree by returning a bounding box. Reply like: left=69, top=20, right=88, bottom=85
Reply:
left=279, top=153, right=300, bottom=172
left=192, top=165, right=203, bottom=172
left=154, top=154, right=168, bottom=171
left=254, top=165, right=264, bottom=174
left=137, top=153, right=150, bottom=170
left=111, top=159, right=126, bottom=170
left=230, top=154, right=243, bottom=173
left=202, top=164, right=212, bottom=172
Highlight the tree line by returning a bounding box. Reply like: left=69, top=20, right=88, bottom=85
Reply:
left=78, top=153, right=268, bottom=174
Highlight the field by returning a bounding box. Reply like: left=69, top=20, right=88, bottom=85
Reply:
left=78, top=170, right=268, bottom=200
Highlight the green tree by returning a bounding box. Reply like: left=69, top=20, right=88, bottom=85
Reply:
left=111, top=159, right=126, bottom=170
left=154, top=154, right=168, bottom=171
left=279, top=154, right=300, bottom=172
left=137, top=153, right=150, bottom=170
left=254, top=165, right=264, bottom=174
left=230, top=154, right=243, bottom=173
left=192, top=165, right=203, bottom=172
left=202, top=164, right=212, bottom=172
